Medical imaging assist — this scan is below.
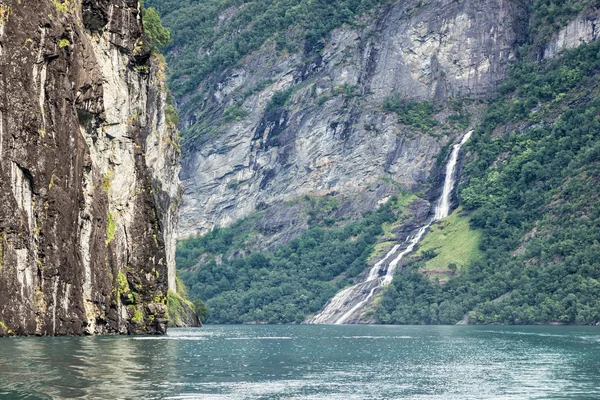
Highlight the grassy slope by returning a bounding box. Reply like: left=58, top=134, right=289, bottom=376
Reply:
left=417, top=208, right=482, bottom=275
left=167, top=277, right=199, bottom=326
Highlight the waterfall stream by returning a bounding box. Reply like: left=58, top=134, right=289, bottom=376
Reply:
left=306, top=131, right=473, bottom=325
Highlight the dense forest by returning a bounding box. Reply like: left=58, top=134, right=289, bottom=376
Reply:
left=177, top=201, right=399, bottom=323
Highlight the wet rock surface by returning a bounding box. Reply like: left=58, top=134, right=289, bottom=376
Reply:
left=0, top=0, right=182, bottom=336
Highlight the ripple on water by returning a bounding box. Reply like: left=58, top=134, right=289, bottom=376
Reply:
left=0, top=325, right=599, bottom=400
left=335, top=335, right=413, bottom=339
left=132, top=336, right=209, bottom=341
left=225, top=337, right=295, bottom=340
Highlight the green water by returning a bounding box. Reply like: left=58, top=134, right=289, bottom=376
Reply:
left=0, top=325, right=599, bottom=399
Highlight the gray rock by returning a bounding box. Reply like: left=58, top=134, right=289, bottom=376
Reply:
left=542, top=7, right=600, bottom=59
left=178, top=0, right=527, bottom=238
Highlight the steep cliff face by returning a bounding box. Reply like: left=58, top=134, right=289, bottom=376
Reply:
left=543, top=6, right=600, bottom=59
left=0, top=0, right=182, bottom=336
left=178, top=0, right=527, bottom=237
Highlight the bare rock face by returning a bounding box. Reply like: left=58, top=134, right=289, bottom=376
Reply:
left=543, top=6, right=600, bottom=59
left=0, top=0, right=182, bottom=336
left=178, top=0, right=527, bottom=237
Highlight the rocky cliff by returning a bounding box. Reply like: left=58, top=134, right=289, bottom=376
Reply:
left=542, top=6, right=600, bottom=59
left=0, top=0, right=182, bottom=336
left=177, top=0, right=527, bottom=237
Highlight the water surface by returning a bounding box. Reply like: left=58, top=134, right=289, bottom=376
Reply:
left=1, top=325, right=599, bottom=399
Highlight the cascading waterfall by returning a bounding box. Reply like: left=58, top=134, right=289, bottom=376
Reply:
left=435, top=130, right=473, bottom=220
left=307, top=131, right=473, bottom=325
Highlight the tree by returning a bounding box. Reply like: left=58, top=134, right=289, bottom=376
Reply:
left=143, top=7, right=170, bottom=51
left=193, top=299, right=209, bottom=323
left=448, top=263, right=458, bottom=274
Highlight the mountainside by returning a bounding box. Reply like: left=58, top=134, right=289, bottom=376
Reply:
left=151, top=0, right=527, bottom=237
left=377, top=37, right=600, bottom=325
left=0, top=0, right=184, bottom=336
left=156, top=0, right=600, bottom=325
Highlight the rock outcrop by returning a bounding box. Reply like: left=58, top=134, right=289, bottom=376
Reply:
left=178, top=0, right=527, bottom=237
left=542, top=6, right=600, bottom=59
left=0, top=0, right=182, bottom=336
left=167, top=290, right=200, bottom=328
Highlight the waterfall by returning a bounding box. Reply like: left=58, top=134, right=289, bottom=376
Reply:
left=435, top=130, right=473, bottom=220
left=306, top=130, right=473, bottom=325
left=307, top=244, right=400, bottom=325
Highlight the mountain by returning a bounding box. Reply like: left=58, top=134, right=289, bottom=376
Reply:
left=149, top=0, right=526, bottom=237
left=154, top=0, right=600, bottom=325
left=0, top=0, right=193, bottom=336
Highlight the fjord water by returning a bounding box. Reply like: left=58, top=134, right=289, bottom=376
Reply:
left=1, top=325, right=599, bottom=400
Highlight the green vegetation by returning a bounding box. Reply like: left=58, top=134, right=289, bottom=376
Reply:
left=194, top=299, right=210, bottom=322
left=116, top=270, right=134, bottom=304
left=304, top=195, right=342, bottom=227
left=117, top=270, right=128, bottom=293
left=165, top=104, right=179, bottom=127
left=376, top=40, right=600, bottom=325
left=52, top=0, right=68, bottom=13
left=130, top=305, right=144, bottom=324
left=164, top=88, right=180, bottom=128
left=58, top=38, right=70, bottom=48
left=529, top=0, right=593, bottom=47
left=382, top=96, right=472, bottom=135
left=167, top=289, right=198, bottom=325
left=445, top=100, right=472, bottom=130
left=223, top=106, right=250, bottom=122
left=0, top=5, right=11, bottom=23
left=142, top=6, right=171, bottom=51
left=417, top=208, right=482, bottom=275
left=367, top=192, right=419, bottom=261
left=101, top=173, right=111, bottom=193
left=176, top=214, right=263, bottom=272
left=144, top=0, right=388, bottom=106
left=106, top=212, right=116, bottom=245
left=169, top=266, right=213, bottom=325
left=177, top=200, right=398, bottom=324
left=0, top=321, right=13, bottom=336
left=333, top=83, right=360, bottom=99
left=446, top=112, right=471, bottom=130
left=266, top=88, right=294, bottom=113
left=383, top=97, right=439, bottom=133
